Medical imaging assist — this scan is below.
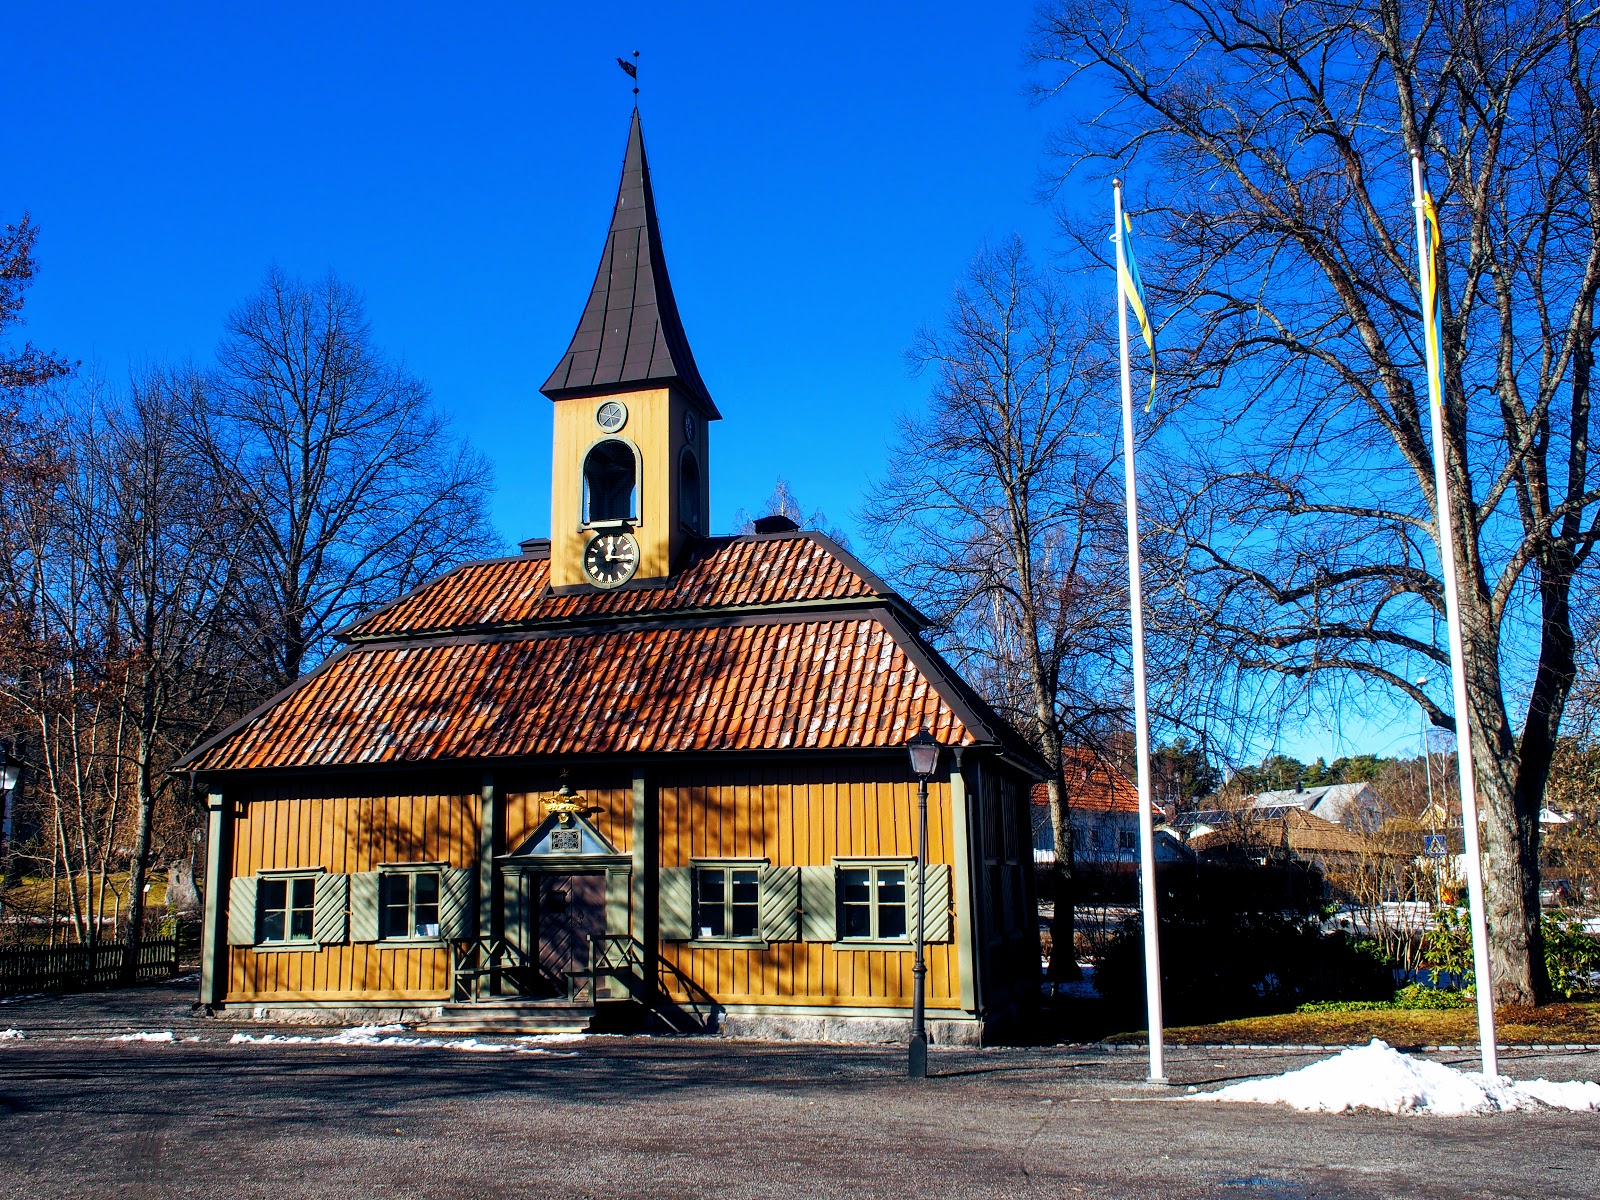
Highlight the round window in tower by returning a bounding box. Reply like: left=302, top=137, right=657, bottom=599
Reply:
left=595, top=400, right=628, bottom=433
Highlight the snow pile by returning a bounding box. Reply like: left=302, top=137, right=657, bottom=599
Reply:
left=0, top=1028, right=23, bottom=1041
left=228, top=1024, right=574, bottom=1055
left=108, top=1031, right=176, bottom=1044
left=1195, top=1040, right=1600, bottom=1115
left=515, top=1033, right=587, bottom=1045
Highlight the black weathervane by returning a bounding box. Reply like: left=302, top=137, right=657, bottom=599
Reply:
left=617, top=51, right=639, bottom=99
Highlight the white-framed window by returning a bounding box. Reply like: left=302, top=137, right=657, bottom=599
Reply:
left=381, top=869, right=442, bottom=939
left=257, top=875, right=317, bottom=944
left=837, top=862, right=910, bottom=942
left=693, top=863, right=761, bottom=940
left=1118, top=829, right=1137, bottom=851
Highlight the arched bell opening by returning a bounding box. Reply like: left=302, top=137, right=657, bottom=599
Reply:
left=678, top=448, right=702, bottom=534
left=583, top=439, right=638, bottom=524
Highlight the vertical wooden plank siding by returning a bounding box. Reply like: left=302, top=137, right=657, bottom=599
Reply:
left=502, top=773, right=635, bottom=853
left=225, top=777, right=478, bottom=1003
left=658, top=761, right=961, bottom=1010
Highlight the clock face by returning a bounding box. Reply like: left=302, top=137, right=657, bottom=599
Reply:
left=682, top=410, right=697, bottom=442
left=583, top=531, right=639, bottom=589
left=596, top=401, right=628, bottom=433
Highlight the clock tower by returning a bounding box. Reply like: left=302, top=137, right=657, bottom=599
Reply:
left=541, top=110, right=720, bottom=591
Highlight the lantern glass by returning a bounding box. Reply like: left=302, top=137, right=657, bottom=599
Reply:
left=906, top=730, right=940, bottom=779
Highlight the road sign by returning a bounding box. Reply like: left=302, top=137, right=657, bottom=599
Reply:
left=1423, top=834, right=1448, bottom=858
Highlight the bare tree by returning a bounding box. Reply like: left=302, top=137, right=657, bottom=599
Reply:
left=0, top=373, right=246, bottom=963
left=84, top=371, right=248, bottom=973
left=864, top=238, right=1127, bottom=980
left=196, top=269, right=499, bottom=688
left=1032, top=0, right=1600, bottom=1004
left=1, top=215, right=72, bottom=396
left=730, top=479, right=852, bottom=545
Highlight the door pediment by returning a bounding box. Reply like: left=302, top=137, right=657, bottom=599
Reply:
left=507, top=813, right=619, bottom=860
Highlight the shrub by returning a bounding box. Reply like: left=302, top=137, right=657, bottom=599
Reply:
left=1092, top=868, right=1393, bottom=1026
left=1543, top=913, right=1600, bottom=1000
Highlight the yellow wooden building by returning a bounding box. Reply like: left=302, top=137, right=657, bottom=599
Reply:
left=179, top=110, right=1044, bottom=1043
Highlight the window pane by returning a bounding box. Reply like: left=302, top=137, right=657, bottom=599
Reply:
left=260, top=909, right=285, bottom=942
left=382, top=874, right=409, bottom=906
left=730, top=870, right=758, bottom=905
left=878, top=868, right=908, bottom=939
left=842, top=899, right=871, bottom=939
left=414, top=873, right=439, bottom=907
left=697, top=869, right=724, bottom=904
left=290, top=877, right=316, bottom=908
left=878, top=901, right=907, bottom=940
left=696, top=869, right=725, bottom=938
left=259, top=879, right=287, bottom=910
left=290, top=907, right=314, bottom=940
left=840, top=869, right=870, bottom=905
left=414, top=873, right=441, bottom=938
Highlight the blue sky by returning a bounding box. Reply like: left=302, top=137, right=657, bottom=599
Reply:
left=6, top=0, right=1061, bottom=542
left=5, top=1, right=1409, bottom=766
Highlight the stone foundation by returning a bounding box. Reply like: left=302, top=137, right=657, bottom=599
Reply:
left=718, top=1011, right=986, bottom=1046
left=212, top=1003, right=444, bottom=1026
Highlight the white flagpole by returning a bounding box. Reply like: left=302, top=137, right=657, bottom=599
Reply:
left=1113, top=178, right=1166, bottom=1085
left=1409, top=150, right=1498, bottom=1077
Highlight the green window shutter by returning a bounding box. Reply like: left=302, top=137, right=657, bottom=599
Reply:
left=659, top=867, right=692, bottom=941
left=439, top=868, right=477, bottom=939
left=349, top=871, right=381, bottom=943
left=917, top=863, right=954, bottom=943
left=759, top=865, right=801, bottom=942
left=798, top=865, right=837, bottom=942
left=313, top=873, right=350, bottom=944
left=226, top=876, right=258, bottom=946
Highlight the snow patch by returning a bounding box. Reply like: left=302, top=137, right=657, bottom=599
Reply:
left=109, top=1031, right=176, bottom=1044
left=0, top=1028, right=23, bottom=1041
left=1194, top=1040, right=1600, bottom=1115
left=228, top=1024, right=573, bottom=1054
left=515, top=1033, right=588, bottom=1045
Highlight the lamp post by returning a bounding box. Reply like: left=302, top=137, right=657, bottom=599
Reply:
left=906, top=728, right=941, bottom=1080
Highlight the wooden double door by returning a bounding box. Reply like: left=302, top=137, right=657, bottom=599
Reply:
left=501, top=869, right=607, bottom=997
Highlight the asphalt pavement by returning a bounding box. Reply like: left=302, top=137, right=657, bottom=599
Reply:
left=0, top=981, right=1596, bottom=1200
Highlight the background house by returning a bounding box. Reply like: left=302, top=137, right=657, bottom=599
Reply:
left=1247, top=782, right=1381, bottom=829
left=1031, top=749, right=1190, bottom=867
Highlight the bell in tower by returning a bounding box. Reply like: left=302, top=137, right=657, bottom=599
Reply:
left=541, top=110, right=720, bottom=591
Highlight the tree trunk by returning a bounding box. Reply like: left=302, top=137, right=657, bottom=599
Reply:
left=1045, top=774, right=1080, bottom=983
left=121, top=722, right=157, bottom=982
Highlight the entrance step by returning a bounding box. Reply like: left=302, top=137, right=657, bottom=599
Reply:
left=420, top=1000, right=595, bottom=1036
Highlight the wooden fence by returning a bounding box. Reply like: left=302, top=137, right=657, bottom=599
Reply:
left=0, top=939, right=180, bottom=997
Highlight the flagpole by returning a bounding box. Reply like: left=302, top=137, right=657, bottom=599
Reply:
left=1409, top=150, right=1498, bottom=1077
left=1113, top=178, right=1166, bottom=1085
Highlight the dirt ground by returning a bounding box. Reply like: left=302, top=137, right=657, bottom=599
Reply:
left=0, top=980, right=1596, bottom=1200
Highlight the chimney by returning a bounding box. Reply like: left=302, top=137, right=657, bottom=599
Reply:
left=753, top=515, right=800, bottom=534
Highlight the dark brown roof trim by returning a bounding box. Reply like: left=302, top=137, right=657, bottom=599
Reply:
left=185, top=742, right=1025, bottom=786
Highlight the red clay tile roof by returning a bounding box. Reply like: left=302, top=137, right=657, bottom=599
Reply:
left=187, top=617, right=976, bottom=771
left=1030, top=747, right=1139, bottom=814
left=341, top=533, right=890, bottom=640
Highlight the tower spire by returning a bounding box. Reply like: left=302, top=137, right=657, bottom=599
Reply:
left=540, top=110, right=718, bottom=417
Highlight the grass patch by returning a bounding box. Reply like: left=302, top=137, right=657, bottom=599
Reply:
left=1102, top=1000, right=1600, bottom=1046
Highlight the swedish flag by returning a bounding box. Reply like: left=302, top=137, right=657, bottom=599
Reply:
left=1419, top=191, right=1445, bottom=409
left=1118, top=213, right=1156, bottom=410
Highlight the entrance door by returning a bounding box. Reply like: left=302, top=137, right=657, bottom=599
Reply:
left=536, top=873, right=606, bottom=994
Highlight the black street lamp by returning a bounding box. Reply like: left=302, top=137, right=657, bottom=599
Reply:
left=906, top=727, right=941, bottom=1079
